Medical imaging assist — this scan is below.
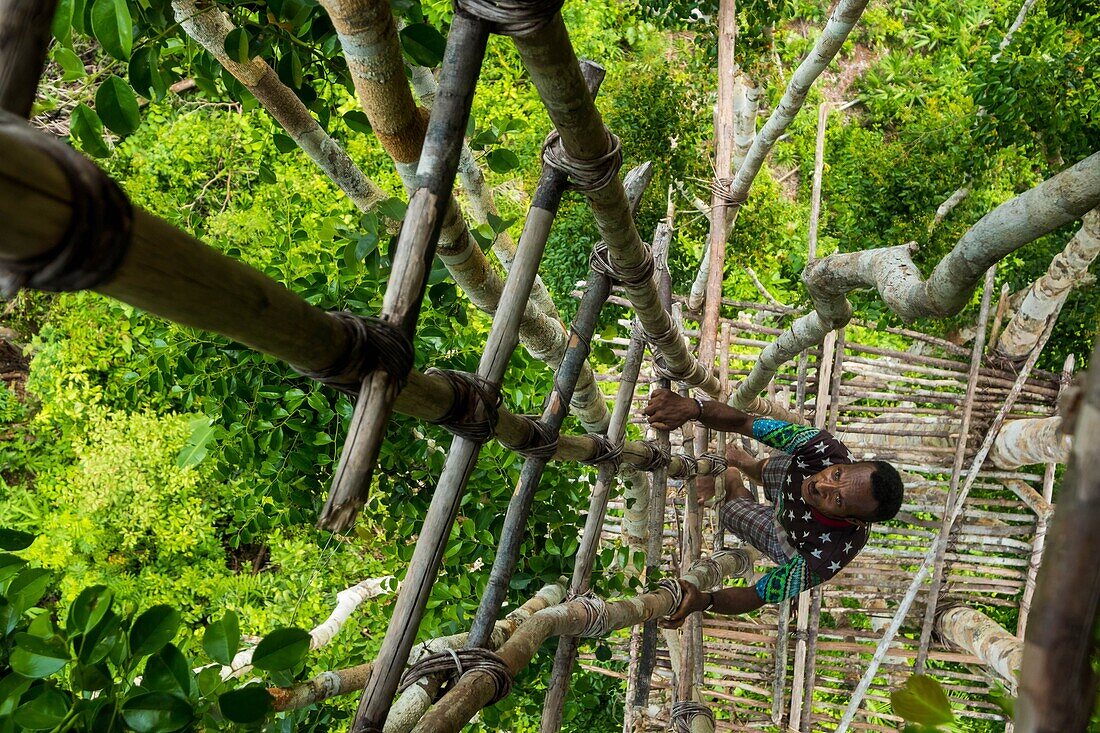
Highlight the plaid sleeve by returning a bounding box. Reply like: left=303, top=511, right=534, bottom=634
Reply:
left=754, top=555, right=822, bottom=603
left=751, top=418, right=821, bottom=455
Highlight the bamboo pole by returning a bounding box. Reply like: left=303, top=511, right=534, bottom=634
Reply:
left=631, top=211, right=676, bottom=714
left=733, top=150, right=1100, bottom=409
left=1016, top=340, right=1099, bottom=732
left=0, top=114, right=358, bottom=373
left=509, top=15, right=721, bottom=397
left=465, top=266, right=615, bottom=648
left=834, top=313, right=1057, bottom=733
left=270, top=581, right=565, bottom=716
left=915, top=268, right=997, bottom=674
left=172, top=0, right=387, bottom=212
left=0, top=0, right=56, bottom=118
left=540, top=322, right=648, bottom=733
left=698, top=0, right=738, bottom=368
left=412, top=551, right=755, bottom=733
left=322, top=1, right=611, bottom=432
left=688, top=0, right=869, bottom=308
left=321, top=13, right=489, bottom=534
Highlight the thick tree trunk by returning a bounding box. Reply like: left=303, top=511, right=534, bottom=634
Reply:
left=733, top=151, right=1100, bottom=408
left=938, top=605, right=1023, bottom=687
left=1017, top=338, right=1100, bottom=732
left=171, top=0, right=386, bottom=212
left=989, top=416, right=1071, bottom=469
left=688, top=0, right=870, bottom=309
left=996, top=209, right=1100, bottom=360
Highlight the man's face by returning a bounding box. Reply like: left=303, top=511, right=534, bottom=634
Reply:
left=800, top=462, right=878, bottom=521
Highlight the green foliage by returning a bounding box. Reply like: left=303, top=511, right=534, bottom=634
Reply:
left=891, top=675, right=957, bottom=731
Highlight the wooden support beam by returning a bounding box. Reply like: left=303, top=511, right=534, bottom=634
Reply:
left=540, top=321, right=647, bottom=733
left=0, top=0, right=57, bottom=118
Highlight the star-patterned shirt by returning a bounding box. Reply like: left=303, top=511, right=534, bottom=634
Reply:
left=751, top=419, right=870, bottom=603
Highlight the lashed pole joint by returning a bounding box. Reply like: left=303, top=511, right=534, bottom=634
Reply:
left=507, top=11, right=721, bottom=397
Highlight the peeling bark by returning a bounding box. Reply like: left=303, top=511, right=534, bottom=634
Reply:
left=733, top=152, right=1100, bottom=407
left=996, top=209, right=1100, bottom=360
left=989, top=416, right=1071, bottom=469
left=688, top=0, right=870, bottom=309
left=171, top=0, right=386, bottom=212
left=938, top=606, right=1023, bottom=687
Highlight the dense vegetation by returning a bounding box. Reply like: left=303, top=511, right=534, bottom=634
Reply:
left=1, top=0, right=1097, bottom=730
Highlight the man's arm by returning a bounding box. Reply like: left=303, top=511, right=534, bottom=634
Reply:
left=659, top=581, right=765, bottom=629
left=644, top=389, right=754, bottom=435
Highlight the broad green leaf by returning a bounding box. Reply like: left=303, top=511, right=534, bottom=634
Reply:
left=51, top=0, right=74, bottom=46
left=202, top=610, right=239, bottom=666
left=142, top=643, right=192, bottom=696
left=273, top=132, right=296, bottom=153
left=218, top=684, right=273, bottom=724
left=377, top=197, right=407, bottom=222
left=129, top=604, right=180, bottom=658
left=399, top=23, right=446, bottom=68
left=11, top=634, right=69, bottom=678
left=67, top=585, right=112, bottom=635
left=891, top=675, right=955, bottom=728
left=0, top=528, right=34, bottom=551
left=8, top=568, right=52, bottom=615
left=223, top=27, right=251, bottom=65
left=75, top=611, right=122, bottom=665
left=0, top=674, right=31, bottom=716
left=95, top=75, right=140, bottom=136
left=129, top=46, right=166, bottom=101
left=250, top=627, right=310, bottom=671
left=121, top=692, right=193, bottom=733
left=70, top=103, right=110, bottom=158
left=277, top=49, right=303, bottom=89
left=342, top=109, right=372, bottom=135
left=0, top=552, right=27, bottom=582
left=90, top=0, right=132, bottom=60
left=70, top=661, right=112, bottom=692
left=486, top=211, right=517, bottom=234
left=177, top=416, right=216, bottom=468
left=486, top=148, right=520, bottom=174
left=53, top=47, right=85, bottom=81
left=13, top=687, right=70, bottom=731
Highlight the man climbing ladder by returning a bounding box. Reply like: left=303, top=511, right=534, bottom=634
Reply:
left=644, top=389, right=904, bottom=622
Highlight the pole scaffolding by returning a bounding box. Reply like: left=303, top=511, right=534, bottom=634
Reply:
left=539, top=320, right=648, bottom=733
left=412, top=551, right=755, bottom=733
left=321, top=10, right=489, bottom=534
left=465, top=158, right=656, bottom=650
left=915, top=268, right=997, bottom=674
left=508, top=11, right=721, bottom=397
left=834, top=311, right=1058, bottom=733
